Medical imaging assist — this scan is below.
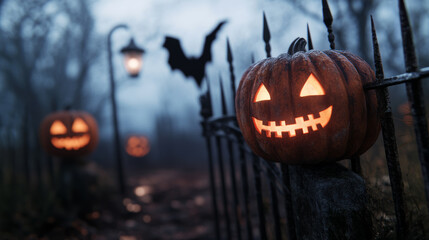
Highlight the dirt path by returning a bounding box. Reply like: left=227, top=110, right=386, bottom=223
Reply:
left=89, top=168, right=215, bottom=240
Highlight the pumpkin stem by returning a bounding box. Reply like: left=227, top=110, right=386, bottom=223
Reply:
left=287, top=37, right=307, bottom=55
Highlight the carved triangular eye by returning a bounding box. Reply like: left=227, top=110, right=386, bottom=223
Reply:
left=50, top=120, right=67, bottom=135
left=72, top=118, right=89, bottom=133
left=254, top=84, right=271, bottom=102
left=300, top=73, right=325, bottom=97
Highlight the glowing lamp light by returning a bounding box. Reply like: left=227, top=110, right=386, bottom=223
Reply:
left=120, top=38, right=145, bottom=77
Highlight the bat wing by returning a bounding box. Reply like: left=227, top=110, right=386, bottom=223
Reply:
left=200, top=20, right=227, bottom=63
left=163, top=36, right=190, bottom=73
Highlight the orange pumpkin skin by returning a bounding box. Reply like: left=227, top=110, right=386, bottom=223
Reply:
left=40, top=111, right=99, bottom=158
left=235, top=50, right=380, bottom=164
left=126, top=135, right=151, bottom=158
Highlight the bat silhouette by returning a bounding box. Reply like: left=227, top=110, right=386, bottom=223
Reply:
left=163, top=20, right=227, bottom=87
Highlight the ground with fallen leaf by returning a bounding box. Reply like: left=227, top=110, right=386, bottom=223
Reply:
left=15, top=167, right=215, bottom=240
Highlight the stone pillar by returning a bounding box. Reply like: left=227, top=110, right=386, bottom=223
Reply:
left=289, top=163, right=373, bottom=240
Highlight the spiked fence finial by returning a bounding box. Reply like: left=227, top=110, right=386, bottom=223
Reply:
left=226, top=38, right=236, bottom=113
left=399, top=0, right=418, bottom=72
left=227, top=38, right=233, bottom=63
left=263, top=12, right=272, bottom=58
left=399, top=0, right=429, bottom=216
left=307, top=23, right=314, bottom=50
left=371, top=16, right=384, bottom=81
left=219, top=75, right=228, bottom=116
left=322, top=0, right=335, bottom=49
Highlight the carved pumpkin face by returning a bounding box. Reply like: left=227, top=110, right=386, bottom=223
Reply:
left=40, top=111, right=98, bottom=157
left=126, top=135, right=150, bottom=157
left=235, top=50, right=380, bottom=164
left=252, top=73, right=332, bottom=138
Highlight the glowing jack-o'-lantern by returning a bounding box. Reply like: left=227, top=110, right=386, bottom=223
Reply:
left=126, top=135, right=150, bottom=157
left=235, top=38, right=380, bottom=164
left=40, top=111, right=99, bottom=158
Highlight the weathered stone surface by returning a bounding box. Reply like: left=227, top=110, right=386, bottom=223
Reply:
left=289, top=163, right=372, bottom=240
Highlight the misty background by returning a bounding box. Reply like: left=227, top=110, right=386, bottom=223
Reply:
left=0, top=0, right=428, bottom=172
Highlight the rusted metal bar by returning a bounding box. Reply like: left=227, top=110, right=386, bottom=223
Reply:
left=226, top=42, right=254, bottom=239
left=263, top=12, right=271, bottom=58
left=399, top=0, right=429, bottom=210
left=371, top=16, right=408, bottom=239
left=226, top=141, right=242, bottom=240
left=220, top=77, right=228, bottom=116
left=237, top=141, right=254, bottom=240
left=253, top=155, right=268, bottom=240
left=364, top=67, right=429, bottom=89
left=216, top=136, right=232, bottom=240
left=307, top=23, right=314, bottom=50
left=268, top=163, right=283, bottom=240
left=322, top=0, right=335, bottom=49
left=262, top=16, right=282, bottom=238
left=200, top=84, right=221, bottom=240
left=261, top=17, right=282, bottom=239
left=220, top=78, right=242, bottom=240
left=216, top=81, right=232, bottom=239
left=281, top=164, right=297, bottom=240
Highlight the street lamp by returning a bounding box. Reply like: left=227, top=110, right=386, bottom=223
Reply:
left=107, top=24, right=144, bottom=195
left=121, top=38, right=145, bottom=77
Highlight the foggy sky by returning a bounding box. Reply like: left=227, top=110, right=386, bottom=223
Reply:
left=91, top=0, right=328, bottom=139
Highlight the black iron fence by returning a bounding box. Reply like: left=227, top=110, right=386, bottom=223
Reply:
left=199, top=0, right=429, bottom=239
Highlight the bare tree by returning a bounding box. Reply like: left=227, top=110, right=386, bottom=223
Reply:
left=0, top=0, right=100, bottom=179
left=279, top=0, right=429, bottom=75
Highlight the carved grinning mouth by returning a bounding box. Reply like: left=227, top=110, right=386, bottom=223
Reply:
left=252, top=106, right=333, bottom=138
left=51, top=134, right=91, bottom=150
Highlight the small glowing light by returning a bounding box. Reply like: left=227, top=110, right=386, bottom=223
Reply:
left=126, top=203, right=141, bottom=213
left=128, top=58, right=139, bottom=69
left=124, top=53, right=142, bottom=77
left=254, top=83, right=271, bottom=102
left=134, top=185, right=151, bottom=197
left=143, top=215, right=152, bottom=223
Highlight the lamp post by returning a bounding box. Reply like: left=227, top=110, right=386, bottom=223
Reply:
left=107, top=24, right=144, bottom=195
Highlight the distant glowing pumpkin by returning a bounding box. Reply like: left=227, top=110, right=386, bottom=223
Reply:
left=235, top=39, right=380, bottom=164
left=126, top=135, right=150, bottom=157
left=40, top=111, right=99, bottom=157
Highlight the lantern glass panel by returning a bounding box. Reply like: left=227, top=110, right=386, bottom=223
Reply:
left=124, top=52, right=142, bottom=77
